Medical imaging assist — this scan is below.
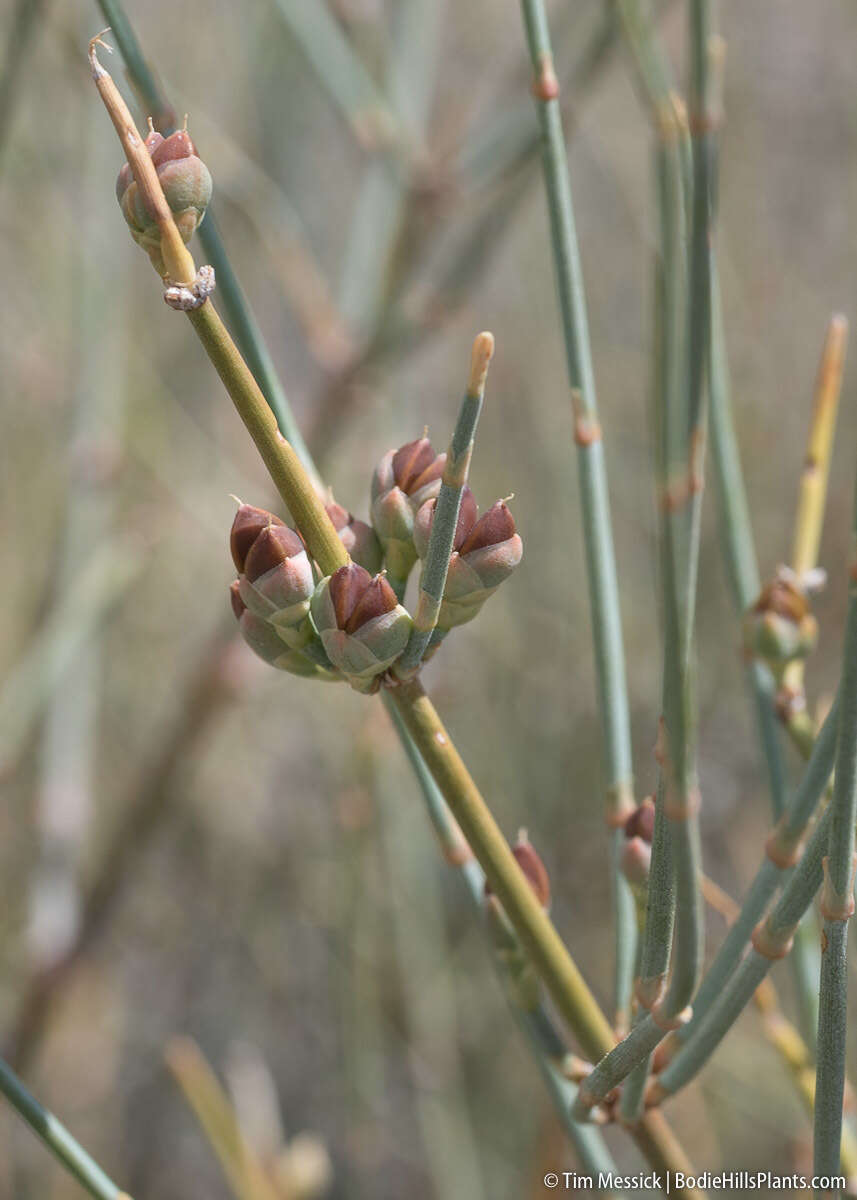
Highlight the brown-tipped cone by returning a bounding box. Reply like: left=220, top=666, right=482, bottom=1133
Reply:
left=459, top=500, right=517, bottom=555
left=392, top=437, right=439, bottom=494
left=230, top=504, right=285, bottom=573
left=344, top=573, right=399, bottom=634
left=151, top=129, right=196, bottom=167
left=328, top=564, right=373, bottom=631
left=243, top=523, right=306, bottom=583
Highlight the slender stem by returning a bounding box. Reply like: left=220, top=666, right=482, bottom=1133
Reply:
left=654, top=800, right=833, bottom=1099
left=382, top=694, right=625, bottom=1186
left=397, top=333, right=493, bottom=674
left=791, top=315, right=849, bottom=578
left=386, top=679, right=702, bottom=1197
left=519, top=0, right=637, bottom=1032
left=781, top=314, right=849, bottom=716
left=814, top=482, right=857, bottom=1187
left=165, top=1037, right=279, bottom=1200
left=662, top=695, right=839, bottom=1057
left=94, top=0, right=320, bottom=485
left=185, top=304, right=347, bottom=575
left=0, top=1056, right=130, bottom=1200
left=387, top=677, right=614, bottom=1062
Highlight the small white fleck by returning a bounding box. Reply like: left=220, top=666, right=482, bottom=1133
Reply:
left=435, top=732, right=446, bottom=746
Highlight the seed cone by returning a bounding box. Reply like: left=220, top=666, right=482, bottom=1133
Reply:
left=310, top=563, right=412, bottom=692
left=228, top=504, right=328, bottom=674
left=230, top=583, right=333, bottom=679
left=116, top=126, right=212, bottom=276
left=743, top=570, right=818, bottom=671
left=370, top=436, right=446, bottom=591
left=326, top=502, right=382, bottom=573
left=414, top=495, right=522, bottom=630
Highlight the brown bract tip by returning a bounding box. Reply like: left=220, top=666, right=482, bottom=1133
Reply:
left=230, top=504, right=284, bottom=572
left=392, top=437, right=436, bottom=492
left=459, top=500, right=516, bottom=554
left=151, top=129, right=196, bottom=166
left=344, top=572, right=398, bottom=633
left=243, top=523, right=304, bottom=582
left=328, top=563, right=372, bottom=630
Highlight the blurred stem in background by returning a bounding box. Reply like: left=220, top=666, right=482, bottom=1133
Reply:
left=0, top=0, right=47, bottom=168
left=27, top=83, right=128, bottom=982
left=371, top=717, right=487, bottom=1200
left=518, top=0, right=638, bottom=1037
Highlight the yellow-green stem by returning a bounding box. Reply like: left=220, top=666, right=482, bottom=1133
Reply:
left=186, top=304, right=347, bottom=576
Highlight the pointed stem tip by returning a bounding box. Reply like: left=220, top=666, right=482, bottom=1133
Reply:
left=468, top=331, right=495, bottom=397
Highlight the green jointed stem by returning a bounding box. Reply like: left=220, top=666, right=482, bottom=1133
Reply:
left=185, top=304, right=347, bottom=576
left=814, top=490, right=857, bottom=1186
left=94, top=0, right=320, bottom=488
left=388, top=676, right=615, bottom=1063
left=397, top=333, right=493, bottom=675
left=672, top=697, right=838, bottom=1048
left=387, top=678, right=703, bottom=1197
left=656, top=804, right=833, bottom=1098
left=519, top=0, right=637, bottom=1030
left=0, top=1057, right=129, bottom=1199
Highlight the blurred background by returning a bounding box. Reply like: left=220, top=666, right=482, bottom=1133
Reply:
left=2, top=1, right=857, bottom=1196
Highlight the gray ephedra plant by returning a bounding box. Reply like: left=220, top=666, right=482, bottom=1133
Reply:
left=2, top=4, right=856, bottom=1200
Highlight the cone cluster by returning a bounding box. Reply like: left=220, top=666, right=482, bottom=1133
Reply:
left=228, top=434, right=522, bottom=692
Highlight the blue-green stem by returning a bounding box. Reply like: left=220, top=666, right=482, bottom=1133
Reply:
left=519, top=0, right=637, bottom=1033
left=0, top=1057, right=129, bottom=1200
left=814, top=493, right=857, bottom=1187
left=396, top=333, right=492, bottom=675
left=655, top=801, right=834, bottom=1099
left=665, top=694, right=839, bottom=1060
